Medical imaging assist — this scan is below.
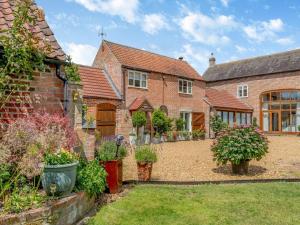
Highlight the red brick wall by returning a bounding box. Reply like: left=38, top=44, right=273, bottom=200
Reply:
left=206, top=71, right=300, bottom=125
left=0, top=64, right=64, bottom=128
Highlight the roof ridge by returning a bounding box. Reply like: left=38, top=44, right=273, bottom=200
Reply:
left=103, top=40, right=185, bottom=63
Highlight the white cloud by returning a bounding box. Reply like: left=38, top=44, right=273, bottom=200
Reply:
left=276, top=37, right=294, bottom=45
left=54, top=13, right=80, bottom=27
left=235, top=45, right=247, bottom=53
left=178, top=11, right=237, bottom=45
left=69, top=0, right=139, bottom=23
left=243, top=18, right=284, bottom=42
left=220, top=0, right=230, bottom=7
left=142, top=14, right=169, bottom=35
left=65, top=42, right=98, bottom=65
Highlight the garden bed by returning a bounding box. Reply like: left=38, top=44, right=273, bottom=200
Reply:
left=123, top=136, right=300, bottom=181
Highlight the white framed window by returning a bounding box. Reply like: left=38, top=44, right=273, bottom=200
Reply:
left=237, top=84, right=248, bottom=98
left=128, top=70, right=148, bottom=89
left=178, top=79, right=192, bottom=94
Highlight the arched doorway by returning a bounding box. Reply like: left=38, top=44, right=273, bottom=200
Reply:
left=260, top=90, right=300, bottom=133
left=96, top=103, right=116, bottom=137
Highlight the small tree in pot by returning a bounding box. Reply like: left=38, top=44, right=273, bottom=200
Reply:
left=132, top=111, right=147, bottom=145
left=152, top=109, right=172, bottom=140
left=96, top=140, right=127, bottom=193
left=211, top=126, right=268, bottom=175
left=135, top=146, right=157, bottom=181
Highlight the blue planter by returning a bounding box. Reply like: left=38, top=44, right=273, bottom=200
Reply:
left=42, top=161, right=78, bottom=196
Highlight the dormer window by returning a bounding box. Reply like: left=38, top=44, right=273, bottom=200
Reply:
left=237, top=84, right=248, bottom=98
left=179, top=79, right=192, bottom=94
left=128, top=70, right=148, bottom=89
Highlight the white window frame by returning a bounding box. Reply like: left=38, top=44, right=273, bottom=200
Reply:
left=180, top=111, right=192, bottom=132
left=178, top=79, right=193, bottom=95
left=237, top=84, right=248, bottom=98
left=128, top=70, right=148, bottom=89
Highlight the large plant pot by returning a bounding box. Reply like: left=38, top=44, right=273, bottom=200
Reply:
left=103, top=160, right=123, bottom=194
left=231, top=160, right=249, bottom=175
left=42, top=161, right=78, bottom=196
left=137, top=162, right=153, bottom=181
left=152, top=137, right=161, bottom=144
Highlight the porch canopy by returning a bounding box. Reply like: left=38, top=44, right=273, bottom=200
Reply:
left=129, top=97, right=154, bottom=112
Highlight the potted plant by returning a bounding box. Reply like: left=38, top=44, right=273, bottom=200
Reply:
left=166, top=131, right=176, bottom=142
left=144, top=130, right=151, bottom=144
left=152, top=132, right=161, bottom=144
left=152, top=109, right=172, bottom=135
left=135, top=146, right=158, bottom=181
left=42, top=149, right=78, bottom=196
left=132, top=111, right=147, bottom=145
left=96, top=141, right=127, bottom=193
left=210, top=115, right=228, bottom=138
left=211, top=126, right=268, bottom=175
left=175, top=118, right=184, bottom=140
left=192, top=129, right=206, bottom=140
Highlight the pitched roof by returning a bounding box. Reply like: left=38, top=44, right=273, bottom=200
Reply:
left=203, top=49, right=300, bottom=82
left=129, top=97, right=153, bottom=111
left=205, top=88, right=253, bottom=111
left=78, top=65, right=120, bottom=99
left=0, top=0, right=65, bottom=60
left=103, top=40, right=202, bottom=80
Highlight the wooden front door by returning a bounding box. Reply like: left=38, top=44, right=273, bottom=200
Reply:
left=96, top=103, right=116, bottom=137
left=192, top=112, right=205, bottom=131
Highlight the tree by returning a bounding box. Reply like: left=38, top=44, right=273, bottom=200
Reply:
left=132, top=111, right=147, bottom=138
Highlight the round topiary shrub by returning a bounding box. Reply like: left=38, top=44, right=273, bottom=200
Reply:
left=211, top=126, right=268, bottom=174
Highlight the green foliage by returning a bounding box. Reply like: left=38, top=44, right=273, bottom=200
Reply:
left=175, top=118, right=185, bottom=131
left=192, top=129, right=205, bottom=139
left=0, top=0, right=48, bottom=106
left=64, top=55, right=81, bottom=83
left=211, top=126, right=268, bottom=165
left=44, top=149, right=77, bottom=165
left=166, top=131, right=176, bottom=141
left=132, top=111, right=147, bottom=128
left=210, top=115, right=228, bottom=135
left=0, top=164, right=11, bottom=193
left=97, top=141, right=127, bottom=161
left=252, top=117, right=258, bottom=127
left=3, top=186, right=45, bottom=213
left=135, top=146, right=157, bottom=163
left=152, top=109, right=172, bottom=134
left=76, top=160, right=107, bottom=197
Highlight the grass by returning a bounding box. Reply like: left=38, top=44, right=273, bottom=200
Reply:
left=89, top=182, right=300, bottom=225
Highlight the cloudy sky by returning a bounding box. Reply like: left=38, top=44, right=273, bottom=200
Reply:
left=36, top=0, right=300, bottom=74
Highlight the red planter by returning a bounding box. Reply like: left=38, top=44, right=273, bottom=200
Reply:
left=103, top=160, right=123, bottom=194
left=137, top=162, right=153, bottom=181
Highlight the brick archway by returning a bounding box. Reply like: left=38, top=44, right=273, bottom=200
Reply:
left=96, top=103, right=116, bottom=137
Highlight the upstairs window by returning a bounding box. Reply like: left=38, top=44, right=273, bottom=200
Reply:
left=237, top=84, right=248, bottom=98
left=179, top=79, right=192, bottom=94
left=128, top=70, right=147, bottom=88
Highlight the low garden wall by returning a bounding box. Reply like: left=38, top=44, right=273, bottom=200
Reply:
left=0, top=192, right=94, bottom=225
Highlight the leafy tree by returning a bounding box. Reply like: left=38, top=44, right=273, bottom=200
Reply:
left=152, top=109, right=172, bottom=134
left=64, top=55, right=81, bottom=83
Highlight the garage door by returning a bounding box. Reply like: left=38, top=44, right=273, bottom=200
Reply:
left=97, top=103, right=116, bottom=137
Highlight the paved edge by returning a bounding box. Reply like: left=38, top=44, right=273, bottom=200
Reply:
left=123, top=178, right=300, bottom=185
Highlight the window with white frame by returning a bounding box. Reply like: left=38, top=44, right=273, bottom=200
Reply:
left=179, top=79, right=192, bottom=94
left=128, top=70, right=148, bottom=88
left=237, top=84, right=248, bottom=98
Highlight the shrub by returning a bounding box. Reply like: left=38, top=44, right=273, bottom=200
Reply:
left=152, top=109, right=172, bottom=134
left=135, top=146, right=157, bottom=163
left=210, top=115, right=228, bottom=136
left=132, top=111, right=147, bottom=128
left=175, top=118, right=184, bottom=131
left=192, top=129, right=205, bottom=139
left=76, top=160, right=107, bottom=197
left=166, top=131, right=176, bottom=141
left=96, top=141, right=127, bottom=161
left=44, top=149, right=77, bottom=165
left=252, top=117, right=258, bottom=127
left=211, top=126, right=268, bottom=165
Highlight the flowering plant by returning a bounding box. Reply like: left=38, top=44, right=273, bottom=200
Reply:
left=211, top=126, right=268, bottom=165
left=44, top=149, right=77, bottom=166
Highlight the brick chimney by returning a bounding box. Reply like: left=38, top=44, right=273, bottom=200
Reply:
left=209, top=53, right=216, bottom=67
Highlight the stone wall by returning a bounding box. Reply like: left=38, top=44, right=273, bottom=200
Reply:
left=0, top=192, right=94, bottom=225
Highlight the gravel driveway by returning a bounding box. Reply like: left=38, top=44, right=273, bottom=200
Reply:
left=123, top=136, right=300, bottom=181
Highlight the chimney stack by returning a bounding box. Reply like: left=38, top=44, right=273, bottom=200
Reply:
left=178, top=56, right=184, bottom=61
left=209, top=53, right=216, bottom=67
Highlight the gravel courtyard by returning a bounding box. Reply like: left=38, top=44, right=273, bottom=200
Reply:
left=123, top=136, right=300, bottom=181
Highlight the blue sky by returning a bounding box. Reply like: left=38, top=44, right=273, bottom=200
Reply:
left=36, top=0, right=300, bottom=74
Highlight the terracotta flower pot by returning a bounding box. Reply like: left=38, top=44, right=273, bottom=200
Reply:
left=102, top=160, right=123, bottom=194
left=231, top=160, right=249, bottom=175
left=137, top=162, right=153, bottom=181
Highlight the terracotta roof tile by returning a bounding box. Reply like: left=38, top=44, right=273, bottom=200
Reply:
left=0, top=0, right=65, bottom=60
left=104, top=40, right=203, bottom=80
left=78, top=65, right=120, bottom=99
left=128, top=97, right=154, bottom=111
left=205, top=88, right=253, bottom=111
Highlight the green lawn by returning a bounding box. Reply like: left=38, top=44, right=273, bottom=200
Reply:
left=89, top=183, right=300, bottom=225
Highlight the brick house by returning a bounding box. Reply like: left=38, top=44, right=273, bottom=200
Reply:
left=203, top=50, right=300, bottom=134
left=92, top=40, right=208, bottom=137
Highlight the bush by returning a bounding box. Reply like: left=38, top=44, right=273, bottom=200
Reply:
left=96, top=141, right=127, bottom=161
left=192, top=129, right=205, bottom=139
left=132, top=111, right=147, bottom=128
left=44, top=149, right=77, bottom=165
left=175, top=118, right=184, bottom=131
left=210, top=115, right=228, bottom=136
left=135, top=146, right=157, bottom=163
left=76, top=160, right=107, bottom=197
left=211, top=126, right=268, bottom=165
left=152, top=109, right=172, bottom=134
